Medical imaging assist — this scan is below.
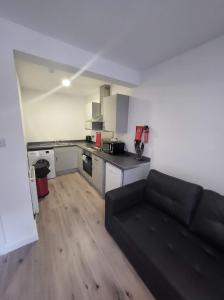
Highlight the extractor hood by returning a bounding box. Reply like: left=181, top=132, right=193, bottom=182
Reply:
left=100, top=84, right=111, bottom=115
left=85, top=85, right=111, bottom=129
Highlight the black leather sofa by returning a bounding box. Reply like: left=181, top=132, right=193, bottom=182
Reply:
left=105, top=169, right=224, bottom=300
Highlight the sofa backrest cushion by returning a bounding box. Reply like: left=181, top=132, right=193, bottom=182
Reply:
left=191, top=189, right=224, bottom=251
left=145, top=170, right=202, bottom=226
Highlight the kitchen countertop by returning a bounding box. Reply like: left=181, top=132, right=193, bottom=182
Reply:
left=27, top=140, right=150, bottom=170
left=92, top=150, right=150, bottom=170
left=27, top=140, right=80, bottom=150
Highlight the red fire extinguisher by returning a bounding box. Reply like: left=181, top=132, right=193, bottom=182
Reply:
left=134, top=125, right=149, bottom=160
left=135, top=126, right=144, bottom=141
left=135, top=125, right=149, bottom=143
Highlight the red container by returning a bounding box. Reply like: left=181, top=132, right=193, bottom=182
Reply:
left=36, top=177, right=49, bottom=198
left=95, top=132, right=102, bottom=147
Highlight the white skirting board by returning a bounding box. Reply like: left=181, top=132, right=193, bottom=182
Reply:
left=0, top=232, right=39, bottom=256
left=0, top=214, right=39, bottom=256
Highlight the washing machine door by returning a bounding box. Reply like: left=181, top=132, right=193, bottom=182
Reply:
left=39, top=150, right=56, bottom=179
left=28, top=150, right=56, bottom=179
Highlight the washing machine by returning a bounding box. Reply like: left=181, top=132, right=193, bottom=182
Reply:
left=28, top=149, right=56, bottom=179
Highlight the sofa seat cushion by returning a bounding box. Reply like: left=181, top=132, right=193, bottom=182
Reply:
left=113, top=202, right=224, bottom=300
left=191, top=190, right=224, bottom=251
left=145, top=170, right=202, bottom=226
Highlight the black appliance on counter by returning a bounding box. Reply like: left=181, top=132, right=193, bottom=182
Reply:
left=85, top=135, right=92, bottom=143
left=104, top=142, right=125, bottom=155
left=82, top=150, right=92, bottom=176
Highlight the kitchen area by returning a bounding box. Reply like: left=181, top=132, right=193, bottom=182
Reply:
left=27, top=139, right=150, bottom=197
left=16, top=54, right=150, bottom=215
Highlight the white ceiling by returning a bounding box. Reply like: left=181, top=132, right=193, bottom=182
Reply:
left=2, top=0, right=224, bottom=70
left=16, top=59, right=111, bottom=97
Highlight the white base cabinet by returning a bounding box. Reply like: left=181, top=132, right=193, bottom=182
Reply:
left=105, top=162, right=150, bottom=193
left=105, top=163, right=123, bottom=193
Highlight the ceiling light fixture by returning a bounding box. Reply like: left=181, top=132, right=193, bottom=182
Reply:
left=62, top=79, right=71, bottom=87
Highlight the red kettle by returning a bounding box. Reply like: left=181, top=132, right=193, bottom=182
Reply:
left=95, top=132, right=102, bottom=147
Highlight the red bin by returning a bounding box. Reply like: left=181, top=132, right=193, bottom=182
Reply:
left=34, top=159, right=50, bottom=198
left=36, top=177, right=49, bottom=198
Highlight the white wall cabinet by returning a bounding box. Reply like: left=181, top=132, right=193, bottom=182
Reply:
left=92, top=154, right=105, bottom=195
left=54, top=146, right=78, bottom=175
left=105, top=162, right=150, bottom=193
left=103, top=94, right=129, bottom=133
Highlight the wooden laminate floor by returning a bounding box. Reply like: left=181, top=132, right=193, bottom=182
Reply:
left=0, top=173, right=154, bottom=300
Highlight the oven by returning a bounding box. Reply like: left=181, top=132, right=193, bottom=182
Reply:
left=82, top=150, right=92, bottom=176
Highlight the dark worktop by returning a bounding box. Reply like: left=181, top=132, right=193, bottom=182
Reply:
left=92, top=151, right=150, bottom=170
left=27, top=140, right=81, bottom=150
left=27, top=140, right=150, bottom=170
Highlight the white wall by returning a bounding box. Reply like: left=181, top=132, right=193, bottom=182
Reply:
left=17, top=76, right=27, bottom=142
left=22, top=89, right=86, bottom=142
left=85, top=84, right=131, bottom=104
left=0, top=17, right=140, bottom=255
left=0, top=50, right=38, bottom=255
left=115, top=97, right=151, bottom=154
left=129, top=35, right=224, bottom=194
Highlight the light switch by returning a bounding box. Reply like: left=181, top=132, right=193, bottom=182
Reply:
left=0, top=138, right=6, bottom=148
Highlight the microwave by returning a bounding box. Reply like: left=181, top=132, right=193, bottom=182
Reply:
left=104, top=142, right=125, bottom=155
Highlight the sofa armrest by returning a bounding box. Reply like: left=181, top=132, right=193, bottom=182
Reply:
left=105, top=179, right=146, bottom=231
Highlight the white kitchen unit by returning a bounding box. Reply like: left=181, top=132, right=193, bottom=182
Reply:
left=105, top=163, right=123, bottom=193
left=92, top=154, right=105, bottom=195
left=122, top=166, right=149, bottom=186
left=54, top=146, right=78, bottom=175
left=105, top=162, right=150, bottom=193
left=103, top=94, right=129, bottom=133
left=29, top=166, right=39, bottom=216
